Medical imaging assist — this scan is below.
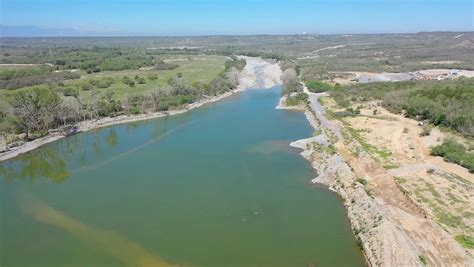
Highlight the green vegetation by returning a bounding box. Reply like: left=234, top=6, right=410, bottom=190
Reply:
left=305, top=80, right=332, bottom=93
left=285, top=92, right=308, bottom=106
left=282, top=80, right=303, bottom=95
left=154, top=60, right=180, bottom=70
left=8, top=87, right=61, bottom=140
left=455, top=235, right=474, bottom=249
left=431, top=139, right=474, bottom=173
left=420, top=125, right=432, bottom=137
left=356, top=178, right=368, bottom=186
left=1, top=46, right=155, bottom=73
left=419, top=255, right=427, bottom=265
left=0, top=66, right=80, bottom=90
left=0, top=55, right=244, bottom=144
left=346, top=124, right=392, bottom=160
left=329, top=78, right=474, bottom=137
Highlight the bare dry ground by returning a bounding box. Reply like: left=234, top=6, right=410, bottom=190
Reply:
left=320, top=96, right=474, bottom=263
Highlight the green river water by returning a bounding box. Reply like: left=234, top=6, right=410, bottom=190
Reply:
left=1, top=86, right=365, bottom=267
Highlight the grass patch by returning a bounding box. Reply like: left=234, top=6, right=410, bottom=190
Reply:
left=419, top=255, right=427, bottom=265
left=356, top=178, right=368, bottom=186
left=345, top=124, right=392, bottom=160
left=455, top=235, right=474, bottom=249
left=383, top=163, right=400, bottom=170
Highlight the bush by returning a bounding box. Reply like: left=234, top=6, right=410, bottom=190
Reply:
left=154, top=61, right=179, bottom=70
left=455, top=235, right=474, bottom=249
left=136, top=77, right=146, bottom=84
left=306, top=80, right=332, bottom=93
left=147, top=73, right=158, bottom=80
left=63, top=87, right=78, bottom=97
left=122, top=76, right=135, bottom=87
left=282, top=80, right=303, bottom=95
left=431, top=139, right=474, bottom=173
left=419, top=255, right=427, bottom=265
left=420, top=125, right=432, bottom=136
left=286, top=92, right=308, bottom=106
left=346, top=107, right=361, bottom=115
left=356, top=178, right=368, bottom=186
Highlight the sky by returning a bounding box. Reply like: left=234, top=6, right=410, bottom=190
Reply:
left=1, top=0, right=473, bottom=36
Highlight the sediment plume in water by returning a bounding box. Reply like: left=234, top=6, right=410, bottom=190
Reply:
left=18, top=192, right=180, bottom=267
left=71, top=119, right=199, bottom=174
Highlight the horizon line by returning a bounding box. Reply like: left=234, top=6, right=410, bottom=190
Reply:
left=1, top=30, right=473, bottom=39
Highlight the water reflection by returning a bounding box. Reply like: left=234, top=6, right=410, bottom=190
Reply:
left=0, top=128, right=125, bottom=184
left=1, top=144, right=70, bottom=184
left=106, top=128, right=119, bottom=147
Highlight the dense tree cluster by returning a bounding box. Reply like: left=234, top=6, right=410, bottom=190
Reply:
left=0, top=66, right=80, bottom=90
left=330, top=78, right=474, bottom=136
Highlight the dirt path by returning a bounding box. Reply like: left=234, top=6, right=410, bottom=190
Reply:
left=293, top=90, right=473, bottom=265
left=302, top=85, right=342, bottom=139
left=374, top=109, right=474, bottom=182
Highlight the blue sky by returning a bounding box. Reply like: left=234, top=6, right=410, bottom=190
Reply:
left=1, top=0, right=473, bottom=36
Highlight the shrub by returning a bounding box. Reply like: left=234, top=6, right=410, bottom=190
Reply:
left=432, top=139, right=474, bottom=173
left=63, top=87, right=78, bottom=97
left=419, top=255, right=427, bottom=265
left=154, top=61, right=179, bottom=70
left=136, top=77, right=146, bottom=84
left=82, top=84, right=92, bottom=91
left=306, top=80, right=332, bottom=93
left=122, top=76, right=135, bottom=87
left=356, top=178, right=368, bottom=186
left=420, top=125, right=432, bottom=136
left=455, top=235, right=474, bottom=249
left=282, top=80, right=303, bottom=95
left=147, top=73, right=158, bottom=80
left=286, top=92, right=308, bottom=106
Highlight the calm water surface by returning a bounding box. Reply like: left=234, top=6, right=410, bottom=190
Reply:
left=1, top=87, right=365, bottom=267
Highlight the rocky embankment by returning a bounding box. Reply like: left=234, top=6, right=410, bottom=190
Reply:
left=282, top=85, right=473, bottom=266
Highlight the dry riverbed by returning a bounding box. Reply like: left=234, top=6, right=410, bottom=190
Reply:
left=0, top=57, right=282, bottom=162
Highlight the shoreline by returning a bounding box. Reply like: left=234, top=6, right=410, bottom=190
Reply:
left=0, top=91, right=236, bottom=162
left=0, top=57, right=281, bottom=162
left=282, top=85, right=473, bottom=266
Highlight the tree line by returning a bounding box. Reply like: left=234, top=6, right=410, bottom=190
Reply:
left=329, top=78, right=474, bottom=137
left=0, top=57, right=245, bottom=142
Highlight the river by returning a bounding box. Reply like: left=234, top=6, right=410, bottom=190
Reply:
left=0, top=86, right=365, bottom=267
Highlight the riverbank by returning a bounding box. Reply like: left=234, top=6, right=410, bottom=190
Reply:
left=0, top=57, right=282, bottom=162
left=281, top=83, right=473, bottom=266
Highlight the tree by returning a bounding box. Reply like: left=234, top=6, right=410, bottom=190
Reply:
left=9, top=88, right=61, bottom=140
left=282, top=68, right=297, bottom=85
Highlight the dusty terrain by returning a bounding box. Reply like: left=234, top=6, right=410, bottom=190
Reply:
left=286, top=84, right=473, bottom=266
left=237, top=56, right=282, bottom=90
left=329, top=69, right=474, bottom=85
left=341, top=102, right=474, bottom=251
